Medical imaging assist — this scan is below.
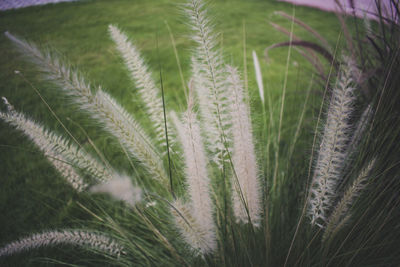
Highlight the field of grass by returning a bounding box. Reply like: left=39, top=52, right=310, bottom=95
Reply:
left=0, top=0, right=346, bottom=265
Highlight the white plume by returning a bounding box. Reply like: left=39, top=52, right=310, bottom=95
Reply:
left=171, top=96, right=216, bottom=254
left=186, top=0, right=232, bottom=168
left=309, top=57, right=356, bottom=227
left=4, top=32, right=168, bottom=183
left=323, top=158, right=376, bottom=240
left=108, top=25, right=166, bottom=149
left=0, top=230, right=124, bottom=257
left=226, top=66, right=261, bottom=226
left=90, top=175, right=142, bottom=207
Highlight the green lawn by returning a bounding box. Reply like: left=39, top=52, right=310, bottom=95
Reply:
left=0, top=0, right=343, bottom=265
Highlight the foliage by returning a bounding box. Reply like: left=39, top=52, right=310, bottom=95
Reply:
left=1, top=0, right=400, bottom=266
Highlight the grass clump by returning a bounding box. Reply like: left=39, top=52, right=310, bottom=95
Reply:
left=1, top=0, right=400, bottom=266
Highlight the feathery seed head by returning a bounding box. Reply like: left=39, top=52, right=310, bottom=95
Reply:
left=171, top=200, right=216, bottom=255
left=93, top=89, right=168, bottom=182
left=323, top=158, right=376, bottom=240
left=350, top=104, right=372, bottom=148
left=186, top=0, right=233, bottom=168
left=5, top=33, right=168, bottom=183
left=108, top=25, right=167, bottom=149
left=0, top=230, right=124, bottom=258
left=171, top=100, right=216, bottom=254
left=226, top=66, right=261, bottom=226
left=0, top=97, right=118, bottom=183
left=309, top=56, right=357, bottom=227
left=0, top=100, right=89, bottom=191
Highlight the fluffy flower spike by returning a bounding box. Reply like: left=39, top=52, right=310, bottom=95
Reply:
left=186, top=0, right=232, bottom=168
left=309, top=57, right=356, bottom=227
left=108, top=25, right=167, bottom=149
left=0, top=230, right=124, bottom=258
left=226, top=66, right=261, bottom=226
left=4, top=32, right=168, bottom=183
left=323, top=159, right=376, bottom=240
left=171, top=84, right=216, bottom=254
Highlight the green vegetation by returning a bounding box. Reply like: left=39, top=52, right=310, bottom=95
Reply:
left=0, top=0, right=370, bottom=266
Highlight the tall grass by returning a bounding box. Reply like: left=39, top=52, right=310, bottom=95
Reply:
left=1, top=0, right=400, bottom=266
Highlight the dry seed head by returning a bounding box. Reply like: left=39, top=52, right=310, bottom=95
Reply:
left=0, top=230, right=124, bottom=257
left=309, top=57, right=356, bottom=227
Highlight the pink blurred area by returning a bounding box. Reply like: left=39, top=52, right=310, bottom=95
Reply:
left=0, top=0, right=76, bottom=11
left=278, top=0, right=398, bottom=21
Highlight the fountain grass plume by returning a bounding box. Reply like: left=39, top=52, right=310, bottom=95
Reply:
left=349, top=104, right=372, bottom=149
left=186, top=0, right=232, bottom=168
left=171, top=91, right=216, bottom=253
left=309, top=57, right=356, bottom=228
left=0, top=98, right=88, bottom=191
left=2, top=97, right=116, bottom=183
left=0, top=230, right=124, bottom=258
left=227, top=66, right=261, bottom=226
left=323, top=158, right=376, bottom=241
left=191, top=57, right=225, bottom=165
left=92, top=89, right=167, bottom=182
left=2, top=0, right=398, bottom=265
left=170, top=200, right=215, bottom=255
left=4, top=32, right=168, bottom=183
left=108, top=25, right=167, bottom=149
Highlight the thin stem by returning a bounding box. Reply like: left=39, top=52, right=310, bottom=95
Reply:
left=156, top=33, right=175, bottom=199
left=272, top=6, right=295, bottom=194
